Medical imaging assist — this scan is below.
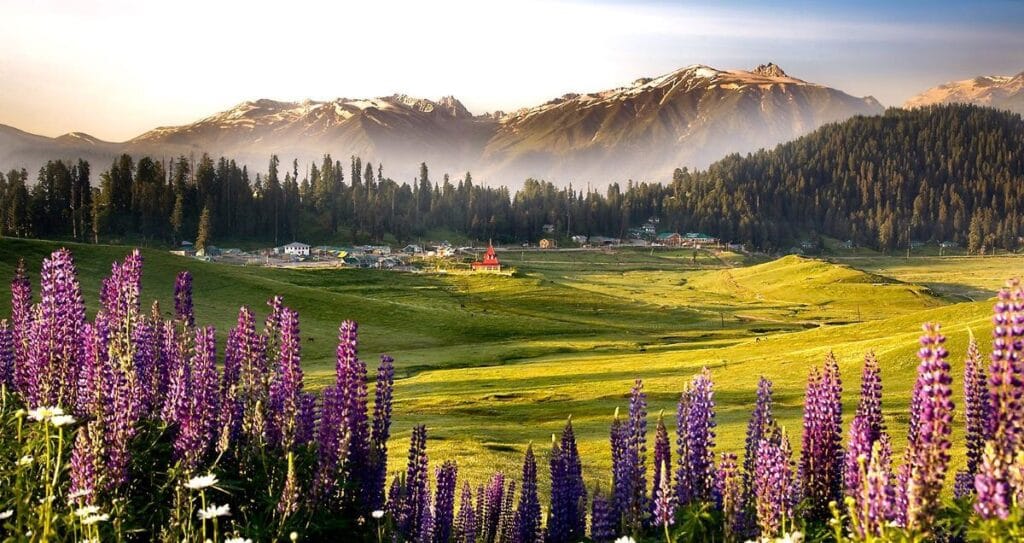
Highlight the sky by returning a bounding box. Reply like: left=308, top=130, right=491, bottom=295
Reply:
left=1, top=0, right=1022, bottom=141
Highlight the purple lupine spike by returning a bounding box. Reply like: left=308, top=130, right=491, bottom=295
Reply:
left=76, top=319, right=107, bottom=418
left=173, top=326, right=220, bottom=471
left=956, top=337, right=989, bottom=498
left=744, top=377, right=776, bottom=486
left=104, top=250, right=143, bottom=335
left=296, top=391, right=317, bottom=446
left=369, top=354, right=395, bottom=510
left=590, top=484, right=616, bottom=543
left=131, top=320, right=159, bottom=414
left=676, top=368, right=717, bottom=505
left=277, top=451, right=301, bottom=518
left=314, top=384, right=344, bottom=504
left=335, top=320, right=371, bottom=510
left=387, top=475, right=406, bottom=524
left=549, top=417, right=586, bottom=543
left=268, top=307, right=303, bottom=450
left=160, top=320, right=188, bottom=425
left=230, top=306, right=270, bottom=441
left=717, top=452, right=746, bottom=543
left=609, top=406, right=629, bottom=523
left=401, top=425, right=430, bottom=540
left=651, top=411, right=671, bottom=517
left=498, top=479, right=517, bottom=543
left=434, top=461, right=458, bottom=543
left=454, top=482, right=476, bottom=543
left=417, top=493, right=435, bottom=543
left=10, top=258, right=32, bottom=394
left=221, top=327, right=242, bottom=395
left=173, top=271, right=194, bottom=327
left=28, top=248, right=86, bottom=407
left=798, top=353, right=844, bottom=521
left=620, top=379, right=649, bottom=532
left=0, top=320, right=13, bottom=387
left=653, top=460, right=676, bottom=528
left=850, top=433, right=896, bottom=539
left=69, top=420, right=101, bottom=505
left=856, top=352, right=885, bottom=439
left=902, top=323, right=954, bottom=533
left=480, top=472, right=505, bottom=543
left=514, top=444, right=542, bottom=543
left=753, top=432, right=795, bottom=538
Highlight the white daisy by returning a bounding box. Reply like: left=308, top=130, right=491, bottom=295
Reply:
left=371, top=509, right=385, bottom=519
left=0, top=510, right=13, bottom=520
left=81, top=513, right=110, bottom=525
left=74, top=505, right=101, bottom=517
left=50, top=414, right=76, bottom=427
left=17, top=455, right=33, bottom=467
left=27, top=406, right=64, bottom=421
left=197, top=504, right=230, bottom=520
left=185, top=473, right=218, bottom=490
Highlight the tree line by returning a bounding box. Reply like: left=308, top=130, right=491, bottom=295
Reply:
left=1, top=104, right=1021, bottom=253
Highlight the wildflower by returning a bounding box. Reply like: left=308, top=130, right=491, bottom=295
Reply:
left=434, top=461, right=458, bottom=543
left=902, top=323, right=954, bottom=533
left=614, top=537, right=637, bottom=543
left=28, top=406, right=64, bottom=421
left=50, top=414, right=76, bottom=427
left=17, top=455, right=33, bottom=466
left=515, top=444, right=542, bottom=543
left=653, top=461, right=676, bottom=526
left=548, top=417, right=587, bottom=543
left=0, top=510, right=12, bottom=520
left=197, top=504, right=231, bottom=520
left=399, top=425, right=430, bottom=539
left=224, top=538, right=252, bottom=543
left=754, top=433, right=795, bottom=538
left=185, top=473, right=218, bottom=490
left=372, top=510, right=385, bottom=519
left=676, top=368, right=716, bottom=505
left=174, top=271, right=195, bottom=327
left=81, top=513, right=110, bottom=525
left=369, top=354, right=395, bottom=510
left=75, top=505, right=101, bottom=517
left=799, top=353, right=844, bottom=522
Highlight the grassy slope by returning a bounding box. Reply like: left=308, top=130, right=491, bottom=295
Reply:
left=2, top=238, right=1019, bottom=495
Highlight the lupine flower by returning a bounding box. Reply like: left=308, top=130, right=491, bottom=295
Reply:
left=717, top=453, right=745, bottom=543
left=369, top=355, right=395, bottom=510
left=653, top=461, right=676, bottom=527
left=277, top=452, right=301, bottom=518
left=160, top=320, right=188, bottom=425
left=0, top=320, right=13, bottom=387
left=591, top=484, right=616, bottom=543
left=173, top=271, right=194, bottom=327
left=417, top=493, right=435, bottom=543
left=798, top=353, right=844, bottom=521
left=612, top=379, right=649, bottom=532
left=975, top=280, right=1024, bottom=518
left=676, top=368, right=716, bottom=505
left=454, top=482, right=476, bottom=543
left=27, top=249, right=86, bottom=407
left=754, top=432, right=795, bottom=538
left=650, top=411, right=671, bottom=517
left=610, top=406, right=629, bottom=522
left=401, top=425, right=430, bottom=540
left=335, top=320, right=370, bottom=510
left=744, top=376, right=777, bottom=528
left=849, top=434, right=896, bottom=539
left=480, top=472, right=505, bottom=543
left=434, top=461, right=458, bottom=543
left=230, top=306, right=269, bottom=441
left=179, top=327, right=220, bottom=471
left=902, top=323, right=954, bottom=533
left=69, top=422, right=101, bottom=504
left=268, top=307, right=303, bottom=450
left=296, top=392, right=316, bottom=446
left=498, top=479, right=517, bottom=543
left=514, top=444, right=542, bottom=543
left=855, top=352, right=884, bottom=439
left=548, top=418, right=587, bottom=543
left=314, top=385, right=344, bottom=504
left=10, top=258, right=32, bottom=394
left=957, top=337, right=989, bottom=498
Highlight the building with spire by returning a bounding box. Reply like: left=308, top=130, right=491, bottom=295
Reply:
left=472, top=242, right=502, bottom=272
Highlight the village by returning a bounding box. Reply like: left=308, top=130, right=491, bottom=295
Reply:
left=169, top=217, right=725, bottom=273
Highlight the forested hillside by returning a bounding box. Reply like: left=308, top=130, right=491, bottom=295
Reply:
left=0, top=105, right=1021, bottom=251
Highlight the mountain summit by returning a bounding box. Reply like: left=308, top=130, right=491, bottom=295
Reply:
left=0, top=62, right=883, bottom=186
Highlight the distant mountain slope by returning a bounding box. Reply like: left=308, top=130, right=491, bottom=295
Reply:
left=482, top=63, right=883, bottom=182
left=0, top=62, right=882, bottom=185
left=905, top=71, right=1024, bottom=114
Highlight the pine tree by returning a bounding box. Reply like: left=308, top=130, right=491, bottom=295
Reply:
left=196, top=204, right=212, bottom=253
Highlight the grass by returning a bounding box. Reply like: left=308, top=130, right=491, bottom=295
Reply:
left=0, top=237, right=1018, bottom=497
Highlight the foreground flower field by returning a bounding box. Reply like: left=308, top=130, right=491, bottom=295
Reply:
left=0, top=249, right=1022, bottom=542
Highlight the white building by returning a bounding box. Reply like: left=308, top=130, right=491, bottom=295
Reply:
left=281, top=242, right=311, bottom=257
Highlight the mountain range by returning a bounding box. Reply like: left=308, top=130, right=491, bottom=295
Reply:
left=11, top=63, right=1024, bottom=187
left=0, top=62, right=889, bottom=186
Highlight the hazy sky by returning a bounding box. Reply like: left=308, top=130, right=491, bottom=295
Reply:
left=1, top=0, right=1022, bottom=141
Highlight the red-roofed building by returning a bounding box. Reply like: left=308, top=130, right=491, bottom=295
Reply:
left=472, top=243, right=502, bottom=272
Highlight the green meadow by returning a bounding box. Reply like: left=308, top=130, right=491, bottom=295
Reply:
left=1, top=238, right=1021, bottom=495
